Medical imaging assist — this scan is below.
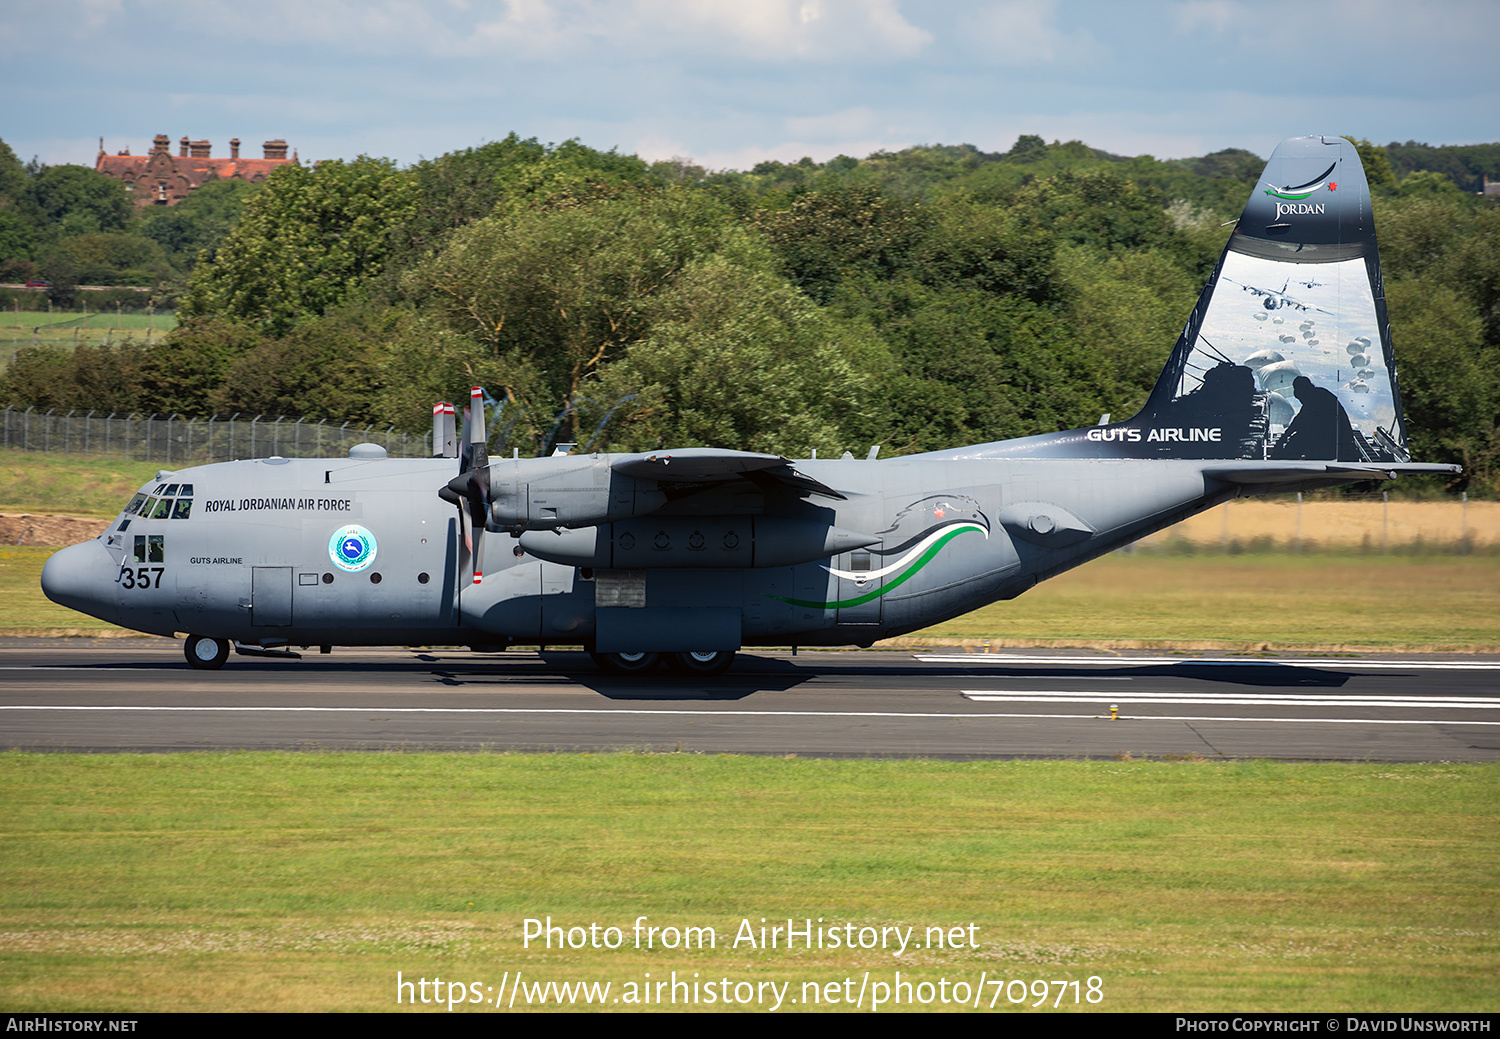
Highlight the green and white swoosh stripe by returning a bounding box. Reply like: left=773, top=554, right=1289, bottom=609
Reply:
left=770, top=522, right=987, bottom=610
left=1262, top=162, right=1338, bottom=201
left=1263, top=181, right=1329, bottom=200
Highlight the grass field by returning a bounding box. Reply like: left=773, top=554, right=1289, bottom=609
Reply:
left=0, top=753, right=1494, bottom=1012
left=1143, top=498, right=1500, bottom=555
left=0, top=309, right=176, bottom=365
left=0, top=449, right=165, bottom=517
left=914, top=555, right=1500, bottom=652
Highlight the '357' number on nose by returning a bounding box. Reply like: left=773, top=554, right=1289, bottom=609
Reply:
left=120, top=566, right=164, bottom=590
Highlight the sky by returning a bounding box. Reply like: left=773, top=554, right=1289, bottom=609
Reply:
left=3, top=0, right=1497, bottom=172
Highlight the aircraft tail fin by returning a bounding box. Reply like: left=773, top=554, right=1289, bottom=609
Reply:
left=939, top=135, right=1456, bottom=479
left=1127, top=134, right=1406, bottom=463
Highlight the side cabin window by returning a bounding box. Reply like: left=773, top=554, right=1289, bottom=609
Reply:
left=133, top=535, right=165, bottom=563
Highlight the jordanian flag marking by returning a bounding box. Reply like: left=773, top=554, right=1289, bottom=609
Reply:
left=1263, top=161, right=1339, bottom=201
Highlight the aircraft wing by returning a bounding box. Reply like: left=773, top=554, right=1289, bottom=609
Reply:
left=611, top=448, right=846, bottom=499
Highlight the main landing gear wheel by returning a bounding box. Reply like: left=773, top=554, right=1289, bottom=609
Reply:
left=590, top=651, right=662, bottom=675
left=184, top=635, right=230, bottom=670
left=664, top=650, right=735, bottom=676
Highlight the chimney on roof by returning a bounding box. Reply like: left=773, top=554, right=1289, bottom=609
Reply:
left=230, top=138, right=241, bottom=160
left=263, top=139, right=288, bottom=161
left=179, top=136, right=190, bottom=158
left=190, top=139, right=211, bottom=159
left=153, top=134, right=170, bottom=156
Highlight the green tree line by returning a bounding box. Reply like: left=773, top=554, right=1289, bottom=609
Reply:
left=1, top=133, right=1496, bottom=493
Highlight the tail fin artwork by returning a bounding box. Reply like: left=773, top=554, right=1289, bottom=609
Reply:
left=950, top=135, right=1459, bottom=485
left=1140, top=134, right=1401, bottom=463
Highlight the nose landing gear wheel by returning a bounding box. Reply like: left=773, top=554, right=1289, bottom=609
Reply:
left=184, top=635, right=230, bottom=670
left=590, top=651, right=662, bottom=675
left=664, top=650, right=735, bottom=676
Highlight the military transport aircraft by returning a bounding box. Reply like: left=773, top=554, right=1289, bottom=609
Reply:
left=41, top=136, right=1458, bottom=675
left=1222, top=275, right=1331, bottom=314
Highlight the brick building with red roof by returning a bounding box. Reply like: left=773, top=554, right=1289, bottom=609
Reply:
left=95, top=134, right=298, bottom=208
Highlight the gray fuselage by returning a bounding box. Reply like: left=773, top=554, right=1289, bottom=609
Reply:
left=41, top=451, right=1230, bottom=652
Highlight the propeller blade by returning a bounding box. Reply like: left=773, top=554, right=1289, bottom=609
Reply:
left=467, top=387, right=489, bottom=584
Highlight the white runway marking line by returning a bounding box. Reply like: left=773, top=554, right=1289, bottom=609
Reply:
left=959, top=689, right=1500, bottom=725
left=2, top=705, right=1499, bottom=726
left=0, top=705, right=1131, bottom=718
left=960, top=691, right=1500, bottom=709
left=918, top=654, right=1500, bottom=671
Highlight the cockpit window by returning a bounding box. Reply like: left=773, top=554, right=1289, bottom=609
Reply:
left=128, top=485, right=195, bottom=521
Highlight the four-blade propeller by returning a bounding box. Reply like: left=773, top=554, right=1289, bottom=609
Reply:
left=439, top=387, right=491, bottom=585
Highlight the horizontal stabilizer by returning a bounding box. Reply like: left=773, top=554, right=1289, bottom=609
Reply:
left=1204, top=461, right=1461, bottom=486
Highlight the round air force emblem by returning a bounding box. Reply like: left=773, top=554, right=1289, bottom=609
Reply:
left=328, top=524, right=377, bottom=572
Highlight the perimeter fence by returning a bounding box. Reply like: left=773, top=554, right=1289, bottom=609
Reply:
left=0, top=406, right=432, bottom=464
left=3, top=403, right=1491, bottom=555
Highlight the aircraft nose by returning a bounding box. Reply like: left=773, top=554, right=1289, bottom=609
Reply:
left=41, top=540, right=117, bottom=621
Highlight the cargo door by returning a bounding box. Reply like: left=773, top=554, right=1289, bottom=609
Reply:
left=251, top=566, right=293, bottom=627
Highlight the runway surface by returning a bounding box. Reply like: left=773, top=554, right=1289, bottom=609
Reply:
left=3, top=638, right=1498, bottom=761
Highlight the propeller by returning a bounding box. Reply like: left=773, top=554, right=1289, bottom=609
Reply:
left=440, top=387, right=492, bottom=585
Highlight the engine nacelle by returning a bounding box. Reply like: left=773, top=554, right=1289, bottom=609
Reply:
left=484, top=456, right=667, bottom=532
left=517, top=516, right=878, bottom=569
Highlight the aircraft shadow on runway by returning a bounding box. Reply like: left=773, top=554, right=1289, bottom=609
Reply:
left=418, top=652, right=1358, bottom=694
left=423, top=652, right=813, bottom=699
left=708, top=656, right=1360, bottom=689
left=52, top=649, right=1360, bottom=693
left=916, top=662, right=1356, bottom=688
left=207, top=655, right=1364, bottom=690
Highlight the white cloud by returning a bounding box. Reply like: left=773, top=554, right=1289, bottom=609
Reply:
left=66, top=0, right=931, bottom=62
left=683, top=136, right=913, bottom=171
left=1327, top=0, right=1500, bottom=57
left=1172, top=0, right=1244, bottom=37
left=784, top=107, right=879, bottom=140
left=5, top=0, right=1497, bottom=172
left=957, top=0, right=1098, bottom=66
left=601, top=1, right=933, bottom=61
left=0, top=0, right=121, bottom=55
